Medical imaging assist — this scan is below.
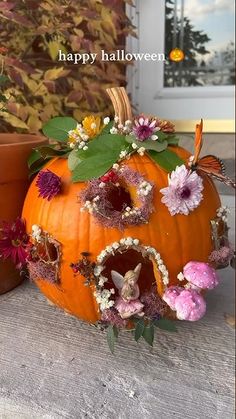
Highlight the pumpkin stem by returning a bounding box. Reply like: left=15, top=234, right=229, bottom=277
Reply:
left=106, top=87, right=132, bottom=125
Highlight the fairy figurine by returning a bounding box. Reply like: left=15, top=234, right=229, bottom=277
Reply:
left=111, top=263, right=144, bottom=319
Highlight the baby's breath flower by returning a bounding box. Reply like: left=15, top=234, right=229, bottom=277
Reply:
left=137, top=147, right=145, bottom=156
left=103, top=117, right=110, bottom=125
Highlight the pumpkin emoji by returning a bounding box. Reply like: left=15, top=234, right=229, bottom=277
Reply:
left=169, top=48, right=185, bottom=62
left=22, top=87, right=234, bottom=349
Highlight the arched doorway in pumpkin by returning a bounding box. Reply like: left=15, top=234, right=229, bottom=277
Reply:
left=93, top=241, right=169, bottom=320
left=103, top=249, right=157, bottom=295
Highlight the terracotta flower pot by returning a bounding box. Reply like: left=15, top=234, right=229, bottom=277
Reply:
left=0, top=133, right=47, bottom=294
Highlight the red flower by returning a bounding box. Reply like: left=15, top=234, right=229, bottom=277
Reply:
left=100, top=170, right=119, bottom=183
left=0, top=218, right=29, bottom=269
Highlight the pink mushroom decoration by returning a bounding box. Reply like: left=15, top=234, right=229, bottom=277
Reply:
left=162, top=286, right=182, bottom=310
left=183, top=261, right=219, bottom=290
left=174, top=289, right=206, bottom=321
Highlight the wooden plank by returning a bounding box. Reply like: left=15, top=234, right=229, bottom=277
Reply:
left=0, top=194, right=235, bottom=418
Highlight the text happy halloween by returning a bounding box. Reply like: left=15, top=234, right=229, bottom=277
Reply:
left=58, top=49, right=166, bottom=65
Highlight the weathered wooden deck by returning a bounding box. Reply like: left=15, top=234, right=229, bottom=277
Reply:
left=0, top=195, right=235, bottom=419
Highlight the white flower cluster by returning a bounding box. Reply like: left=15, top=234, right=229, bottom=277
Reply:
left=98, top=276, right=108, bottom=287
left=103, top=117, right=110, bottom=125
left=150, top=134, right=159, bottom=141
left=94, top=265, right=105, bottom=277
left=96, top=237, right=140, bottom=264
left=137, top=147, right=145, bottom=156
left=177, top=272, right=185, bottom=281
left=110, top=118, right=132, bottom=135
left=68, top=124, right=89, bottom=150
left=122, top=206, right=140, bottom=219
left=216, top=206, right=230, bottom=222
left=80, top=195, right=100, bottom=214
left=31, top=224, right=42, bottom=242
left=138, top=181, right=153, bottom=197
left=94, top=288, right=115, bottom=311
left=112, top=163, right=119, bottom=170
left=119, top=149, right=129, bottom=160
left=144, top=246, right=169, bottom=285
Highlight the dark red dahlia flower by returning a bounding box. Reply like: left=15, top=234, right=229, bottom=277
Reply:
left=0, top=218, right=29, bottom=269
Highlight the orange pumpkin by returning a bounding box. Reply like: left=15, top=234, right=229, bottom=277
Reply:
left=22, top=137, right=220, bottom=323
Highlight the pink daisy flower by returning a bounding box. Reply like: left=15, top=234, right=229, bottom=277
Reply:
left=160, top=165, right=204, bottom=216
left=0, top=218, right=29, bottom=269
left=132, top=116, right=159, bottom=141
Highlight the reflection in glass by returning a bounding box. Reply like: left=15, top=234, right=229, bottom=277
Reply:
left=164, top=0, right=235, bottom=87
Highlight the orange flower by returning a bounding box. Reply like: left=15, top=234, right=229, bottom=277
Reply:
left=82, top=115, right=103, bottom=139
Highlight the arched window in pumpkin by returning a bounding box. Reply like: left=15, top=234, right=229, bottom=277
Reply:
left=28, top=226, right=61, bottom=284
left=209, top=206, right=234, bottom=269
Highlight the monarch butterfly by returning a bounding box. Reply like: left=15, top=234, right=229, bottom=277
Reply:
left=189, top=119, right=235, bottom=189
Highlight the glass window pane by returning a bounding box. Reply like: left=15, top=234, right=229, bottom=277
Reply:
left=164, top=0, right=235, bottom=87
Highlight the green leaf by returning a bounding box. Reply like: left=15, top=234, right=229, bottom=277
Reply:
left=134, top=319, right=145, bottom=342
left=154, top=318, right=177, bottom=332
left=28, top=149, right=42, bottom=169
left=149, top=149, right=184, bottom=172
left=142, top=324, right=154, bottom=346
left=37, top=145, right=69, bottom=159
left=167, top=135, right=180, bottom=146
left=154, top=130, right=169, bottom=142
left=72, top=134, right=126, bottom=182
left=106, top=325, right=118, bottom=354
left=28, top=145, right=69, bottom=172
left=125, top=135, right=168, bottom=152
left=42, top=117, right=77, bottom=142
left=100, top=120, right=113, bottom=135
left=28, top=157, right=51, bottom=177
left=72, top=155, right=116, bottom=182
left=68, top=149, right=82, bottom=171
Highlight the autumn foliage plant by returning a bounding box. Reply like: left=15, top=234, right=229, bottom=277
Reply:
left=0, top=0, right=134, bottom=132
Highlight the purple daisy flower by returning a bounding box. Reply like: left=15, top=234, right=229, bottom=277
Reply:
left=36, top=169, right=61, bottom=201
left=160, top=165, right=203, bottom=216
left=133, top=116, right=159, bottom=141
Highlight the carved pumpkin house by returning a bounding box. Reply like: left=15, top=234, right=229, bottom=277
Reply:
left=22, top=87, right=234, bottom=344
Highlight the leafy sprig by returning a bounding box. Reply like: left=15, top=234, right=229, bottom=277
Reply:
left=28, top=116, right=184, bottom=180
left=106, top=317, right=177, bottom=353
